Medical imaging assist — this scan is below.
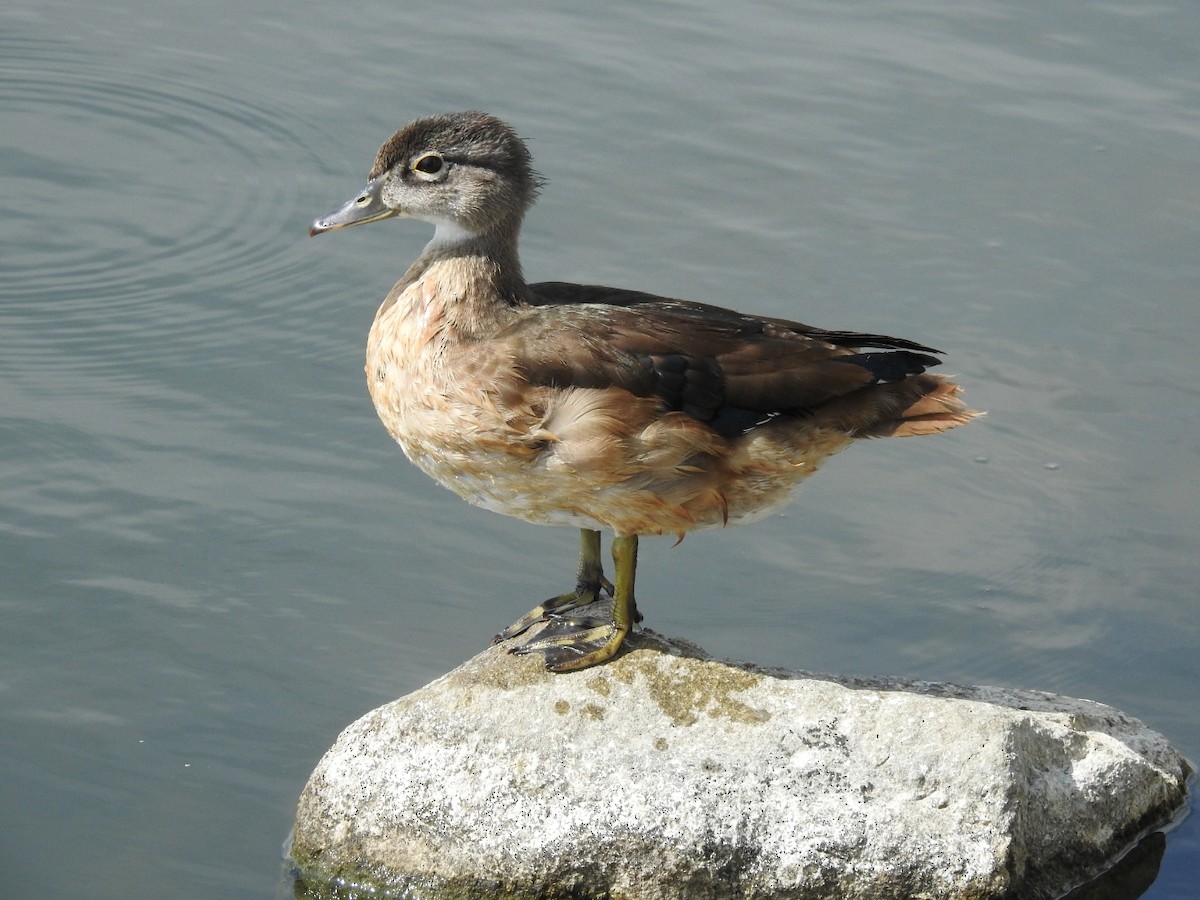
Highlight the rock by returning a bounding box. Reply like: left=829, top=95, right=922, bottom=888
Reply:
left=290, top=631, right=1189, bottom=899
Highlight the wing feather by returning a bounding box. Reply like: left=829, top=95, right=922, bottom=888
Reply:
left=497, top=282, right=945, bottom=437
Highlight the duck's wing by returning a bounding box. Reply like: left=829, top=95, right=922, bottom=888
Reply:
left=505, top=282, right=946, bottom=437
left=528, top=281, right=940, bottom=354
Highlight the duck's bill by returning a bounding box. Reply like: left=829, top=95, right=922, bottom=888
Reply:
left=309, top=176, right=397, bottom=236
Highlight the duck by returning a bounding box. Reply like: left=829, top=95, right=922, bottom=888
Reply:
left=309, top=110, right=979, bottom=672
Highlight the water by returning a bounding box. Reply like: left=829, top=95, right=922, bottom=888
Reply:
left=2, top=0, right=1196, bottom=896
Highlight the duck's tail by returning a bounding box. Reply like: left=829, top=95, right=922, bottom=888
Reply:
left=817, top=374, right=983, bottom=439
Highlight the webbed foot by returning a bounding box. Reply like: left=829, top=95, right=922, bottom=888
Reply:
left=498, top=533, right=640, bottom=673
left=492, top=529, right=613, bottom=643
left=492, top=581, right=613, bottom=643
left=509, top=616, right=629, bottom=672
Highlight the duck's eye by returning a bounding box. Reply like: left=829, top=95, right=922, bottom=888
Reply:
left=412, top=154, right=444, bottom=175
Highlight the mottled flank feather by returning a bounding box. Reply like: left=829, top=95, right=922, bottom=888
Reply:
left=365, top=260, right=980, bottom=538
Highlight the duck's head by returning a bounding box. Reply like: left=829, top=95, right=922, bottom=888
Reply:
left=310, top=111, right=542, bottom=246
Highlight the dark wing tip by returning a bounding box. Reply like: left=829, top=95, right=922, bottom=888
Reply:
left=837, top=350, right=942, bottom=383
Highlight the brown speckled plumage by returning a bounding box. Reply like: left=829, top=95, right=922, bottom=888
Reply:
left=311, top=111, right=980, bottom=671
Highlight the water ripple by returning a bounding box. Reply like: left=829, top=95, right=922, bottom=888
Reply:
left=0, top=32, right=327, bottom=373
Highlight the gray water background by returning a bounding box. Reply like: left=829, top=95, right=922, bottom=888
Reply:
left=2, top=0, right=1197, bottom=896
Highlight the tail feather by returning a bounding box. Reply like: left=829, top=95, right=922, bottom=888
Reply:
left=815, top=374, right=982, bottom=438
left=887, top=379, right=981, bottom=437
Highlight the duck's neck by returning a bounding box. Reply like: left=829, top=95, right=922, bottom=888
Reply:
left=394, top=222, right=531, bottom=339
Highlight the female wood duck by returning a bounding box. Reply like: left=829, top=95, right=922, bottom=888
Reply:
left=310, top=111, right=979, bottom=672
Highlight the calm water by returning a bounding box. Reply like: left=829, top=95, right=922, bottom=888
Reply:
left=2, top=0, right=1197, bottom=896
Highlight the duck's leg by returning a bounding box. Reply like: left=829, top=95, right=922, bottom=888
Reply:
left=493, top=529, right=613, bottom=643
left=507, top=534, right=639, bottom=672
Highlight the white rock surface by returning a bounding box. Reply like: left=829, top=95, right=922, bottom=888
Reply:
left=291, top=631, right=1189, bottom=899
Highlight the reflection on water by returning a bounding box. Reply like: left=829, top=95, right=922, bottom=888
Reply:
left=1060, top=831, right=1166, bottom=900
left=287, top=827, right=1173, bottom=899
left=1, top=1, right=1196, bottom=898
